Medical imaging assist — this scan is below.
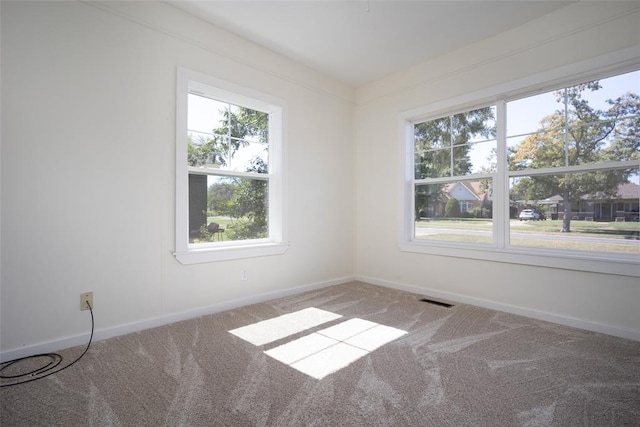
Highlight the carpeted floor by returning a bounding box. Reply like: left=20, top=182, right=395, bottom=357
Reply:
left=2, top=281, right=639, bottom=426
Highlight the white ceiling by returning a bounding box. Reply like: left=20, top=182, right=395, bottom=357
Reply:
left=170, top=1, right=573, bottom=87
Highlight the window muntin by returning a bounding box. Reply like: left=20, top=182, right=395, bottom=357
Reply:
left=405, top=69, right=640, bottom=266
left=414, top=106, right=497, bottom=179
left=176, top=68, right=286, bottom=264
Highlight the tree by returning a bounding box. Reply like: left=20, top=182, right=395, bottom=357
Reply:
left=414, top=107, right=495, bottom=219
left=415, top=183, right=447, bottom=219
left=509, top=82, right=639, bottom=232
left=445, top=197, right=461, bottom=218
left=207, top=181, right=236, bottom=216
left=188, top=134, right=225, bottom=167
left=226, top=158, right=268, bottom=240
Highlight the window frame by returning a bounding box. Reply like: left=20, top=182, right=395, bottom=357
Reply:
left=175, top=68, right=288, bottom=264
left=398, top=48, right=640, bottom=277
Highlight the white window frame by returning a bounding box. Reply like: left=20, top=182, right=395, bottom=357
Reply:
left=398, top=47, right=640, bottom=277
left=175, top=68, right=288, bottom=264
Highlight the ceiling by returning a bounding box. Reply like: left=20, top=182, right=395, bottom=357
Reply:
left=169, top=1, right=573, bottom=87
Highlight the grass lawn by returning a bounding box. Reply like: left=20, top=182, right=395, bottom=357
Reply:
left=415, top=218, right=639, bottom=253
left=508, top=219, right=639, bottom=239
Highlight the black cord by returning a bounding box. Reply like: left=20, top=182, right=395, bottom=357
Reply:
left=0, top=301, right=94, bottom=387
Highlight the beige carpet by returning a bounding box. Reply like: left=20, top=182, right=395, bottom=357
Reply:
left=2, top=281, right=639, bottom=426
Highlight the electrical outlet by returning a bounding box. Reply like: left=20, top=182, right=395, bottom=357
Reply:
left=80, top=292, right=93, bottom=311
left=241, top=270, right=248, bottom=281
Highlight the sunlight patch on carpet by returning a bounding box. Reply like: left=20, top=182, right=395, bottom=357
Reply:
left=231, top=309, right=407, bottom=379
left=228, top=307, right=342, bottom=346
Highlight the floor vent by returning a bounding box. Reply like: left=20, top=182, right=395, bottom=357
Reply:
left=420, top=298, right=454, bottom=308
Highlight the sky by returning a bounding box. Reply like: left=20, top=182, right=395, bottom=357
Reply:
left=508, top=70, right=640, bottom=136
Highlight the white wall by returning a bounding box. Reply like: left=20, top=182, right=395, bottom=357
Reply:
left=0, top=1, right=355, bottom=358
left=355, top=2, right=640, bottom=339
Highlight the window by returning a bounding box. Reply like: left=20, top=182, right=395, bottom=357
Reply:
left=412, top=106, right=497, bottom=246
left=459, top=200, right=473, bottom=213
left=401, top=67, right=639, bottom=276
left=175, top=68, right=287, bottom=264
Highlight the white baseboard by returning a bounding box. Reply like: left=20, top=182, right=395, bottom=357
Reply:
left=0, top=276, right=355, bottom=362
left=356, top=275, right=640, bottom=342
left=7, top=273, right=634, bottom=363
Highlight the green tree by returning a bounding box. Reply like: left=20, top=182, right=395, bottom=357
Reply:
left=207, top=181, right=236, bottom=216
left=414, top=107, right=495, bottom=219
left=415, top=184, right=446, bottom=219
left=227, top=158, right=268, bottom=240
left=445, top=197, right=461, bottom=218
left=188, top=134, right=226, bottom=167
left=509, top=82, right=639, bottom=232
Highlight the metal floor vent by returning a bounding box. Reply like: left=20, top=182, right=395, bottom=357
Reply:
left=419, top=298, right=454, bottom=308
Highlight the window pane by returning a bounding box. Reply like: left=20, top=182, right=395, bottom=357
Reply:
left=509, top=171, right=639, bottom=254
left=508, top=131, right=564, bottom=170
left=229, top=104, right=269, bottom=144
left=414, top=117, right=451, bottom=150
left=415, top=180, right=493, bottom=245
left=415, top=148, right=451, bottom=179
left=189, top=175, right=269, bottom=244
left=507, top=70, right=640, bottom=170
left=451, top=107, right=496, bottom=145
left=468, top=139, right=497, bottom=173
left=187, top=94, right=269, bottom=173
left=188, top=131, right=222, bottom=168
left=415, top=106, right=496, bottom=178
left=188, top=94, right=226, bottom=135
left=579, top=70, right=640, bottom=112
left=225, top=105, right=269, bottom=172
left=507, top=92, right=560, bottom=137
left=226, top=139, right=269, bottom=173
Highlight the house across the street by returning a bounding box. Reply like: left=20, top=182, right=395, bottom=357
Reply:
left=532, top=182, right=640, bottom=221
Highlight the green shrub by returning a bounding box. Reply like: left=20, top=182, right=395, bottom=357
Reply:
left=227, top=220, right=267, bottom=240
left=445, top=198, right=461, bottom=218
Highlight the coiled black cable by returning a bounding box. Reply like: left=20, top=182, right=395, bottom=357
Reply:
left=0, top=301, right=94, bottom=387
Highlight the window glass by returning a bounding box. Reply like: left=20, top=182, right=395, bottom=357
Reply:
left=414, top=106, right=496, bottom=179
left=506, top=70, right=639, bottom=258
left=188, top=94, right=269, bottom=173
left=415, top=179, right=494, bottom=245
left=187, top=93, right=271, bottom=245
left=509, top=170, right=639, bottom=255
left=189, top=175, right=269, bottom=244
left=508, top=71, right=640, bottom=170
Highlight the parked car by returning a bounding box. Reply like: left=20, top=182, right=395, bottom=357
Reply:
left=519, top=209, right=541, bottom=221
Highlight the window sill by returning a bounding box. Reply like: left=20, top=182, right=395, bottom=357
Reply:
left=175, top=242, right=289, bottom=265
left=397, top=242, right=640, bottom=278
